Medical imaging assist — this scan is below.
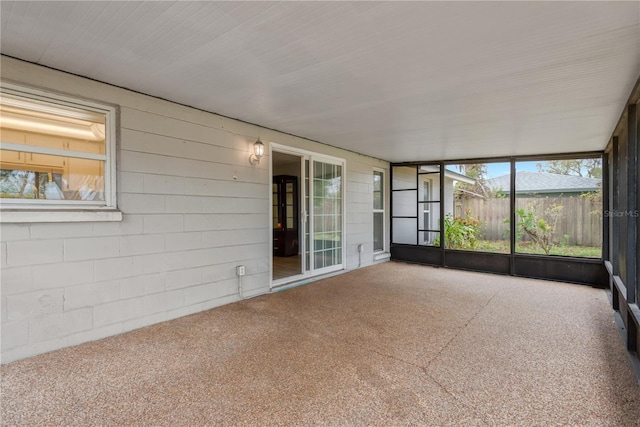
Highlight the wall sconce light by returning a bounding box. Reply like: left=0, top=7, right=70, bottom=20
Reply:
left=249, top=138, right=265, bottom=165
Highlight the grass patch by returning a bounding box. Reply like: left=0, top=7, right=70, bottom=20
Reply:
left=458, top=240, right=601, bottom=258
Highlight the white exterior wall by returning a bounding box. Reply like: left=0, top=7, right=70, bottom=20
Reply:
left=0, top=57, right=389, bottom=363
left=444, top=178, right=455, bottom=217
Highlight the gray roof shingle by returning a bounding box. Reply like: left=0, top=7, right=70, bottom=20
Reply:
left=485, top=171, right=600, bottom=194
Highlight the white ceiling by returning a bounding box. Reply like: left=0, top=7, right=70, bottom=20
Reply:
left=1, top=1, right=639, bottom=162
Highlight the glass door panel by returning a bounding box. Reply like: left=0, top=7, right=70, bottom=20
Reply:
left=305, top=159, right=311, bottom=272
left=312, top=160, right=343, bottom=270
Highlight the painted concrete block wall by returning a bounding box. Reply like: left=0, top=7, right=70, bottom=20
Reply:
left=0, top=56, right=389, bottom=363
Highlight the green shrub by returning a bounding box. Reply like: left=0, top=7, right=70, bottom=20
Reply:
left=436, top=211, right=481, bottom=250
left=513, top=204, right=564, bottom=255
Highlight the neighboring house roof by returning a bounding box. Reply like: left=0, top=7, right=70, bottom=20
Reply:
left=420, top=165, right=475, bottom=185
left=485, top=171, right=600, bottom=194
left=444, top=169, right=475, bottom=185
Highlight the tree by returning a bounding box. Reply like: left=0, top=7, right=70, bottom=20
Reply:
left=454, top=163, right=491, bottom=199
left=456, top=163, right=487, bottom=180
left=535, top=159, right=601, bottom=178
left=513, top=203, right=565, bottom=255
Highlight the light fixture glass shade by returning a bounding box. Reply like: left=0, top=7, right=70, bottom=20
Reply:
left=254, top=139, right=265, bottom=157
left=249, top=138, right=265, bottom=165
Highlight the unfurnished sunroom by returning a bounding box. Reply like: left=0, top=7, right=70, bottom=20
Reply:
left=0, top=0, right=638, bottom=387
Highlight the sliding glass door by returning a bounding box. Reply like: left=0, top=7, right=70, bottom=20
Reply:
left=271, top=146, right=345, bottom=285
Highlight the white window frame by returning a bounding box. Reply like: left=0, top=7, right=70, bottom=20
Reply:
left=373, top=168, right=386, bottom=253
left=0, top=82, right=121, bottom=222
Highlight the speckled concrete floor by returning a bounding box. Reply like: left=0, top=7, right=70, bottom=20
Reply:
left=2, top=262, right=640, bottom=426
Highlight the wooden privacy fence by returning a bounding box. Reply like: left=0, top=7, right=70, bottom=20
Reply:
left=458, top=196, right=602, bottom=247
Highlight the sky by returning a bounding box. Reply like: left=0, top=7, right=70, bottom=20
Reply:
left=446, top=161, right=538, bottom=179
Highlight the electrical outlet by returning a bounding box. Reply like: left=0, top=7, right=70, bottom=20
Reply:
left=236, top=265, right=245, bottom=276
left=357, top=244, right=364, bottom=253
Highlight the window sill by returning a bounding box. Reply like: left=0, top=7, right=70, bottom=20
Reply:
left=0, top=209, right=123, bottom=223
left=374, top=252, right=391, bottom=261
